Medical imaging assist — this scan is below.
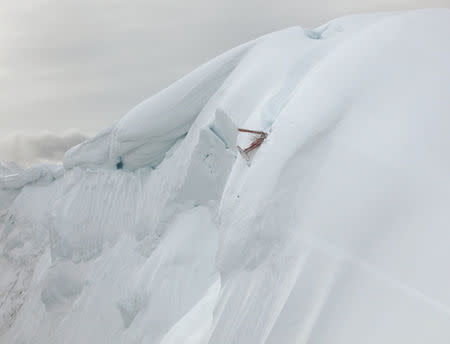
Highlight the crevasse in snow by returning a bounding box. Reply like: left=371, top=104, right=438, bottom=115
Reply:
left=1, top=9, right=450, bottom=344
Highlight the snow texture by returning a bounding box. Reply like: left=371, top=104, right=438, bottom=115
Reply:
left=1, top=9, right=450, bottom=344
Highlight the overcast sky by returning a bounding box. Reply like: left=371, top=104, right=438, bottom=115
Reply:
left=0, top=0, right=449, bottom=165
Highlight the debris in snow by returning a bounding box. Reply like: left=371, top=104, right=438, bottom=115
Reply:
left=237, top=128, right=268, bottom=162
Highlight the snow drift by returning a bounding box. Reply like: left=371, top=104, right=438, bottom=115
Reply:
left=1, top=9, right=450, bottom=344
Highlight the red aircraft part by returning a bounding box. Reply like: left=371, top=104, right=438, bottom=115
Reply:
left=237, top=128, right=268, bottom=161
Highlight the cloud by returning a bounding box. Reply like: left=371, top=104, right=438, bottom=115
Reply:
left=0, top=130, right=89, bottom=167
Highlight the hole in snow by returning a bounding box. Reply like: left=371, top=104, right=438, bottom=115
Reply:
left=304, top=25, right=329, bottom=40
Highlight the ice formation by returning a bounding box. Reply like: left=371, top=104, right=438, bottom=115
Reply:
left=1, top=9, right=450, bottom=343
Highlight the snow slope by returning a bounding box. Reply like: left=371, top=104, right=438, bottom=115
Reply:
left=1, top=8, right=450, bottom=343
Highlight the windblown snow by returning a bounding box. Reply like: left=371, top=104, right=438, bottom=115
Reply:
left=1, top=9, right=450, bottom=344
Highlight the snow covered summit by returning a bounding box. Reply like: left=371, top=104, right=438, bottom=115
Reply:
left=1, top=9, right=450, bottom=344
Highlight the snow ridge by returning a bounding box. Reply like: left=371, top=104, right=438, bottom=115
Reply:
left=1, top=9, right=450, bottom=344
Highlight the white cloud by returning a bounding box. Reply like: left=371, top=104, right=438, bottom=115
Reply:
left=0, top=131, right=88, bottom=167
